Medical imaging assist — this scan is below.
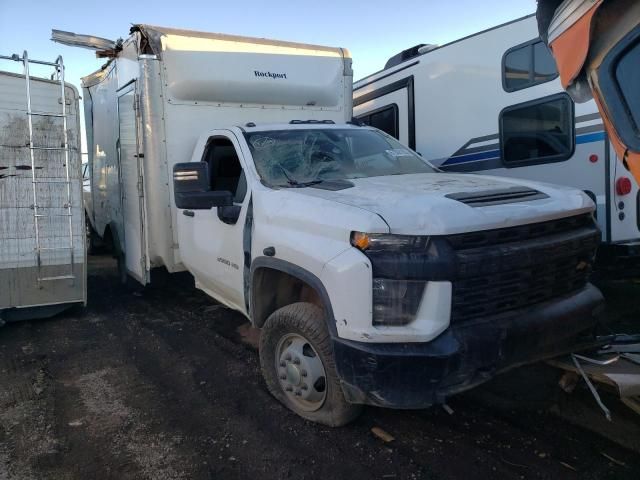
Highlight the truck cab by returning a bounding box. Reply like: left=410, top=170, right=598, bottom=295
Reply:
left=174, top=121, right=603, bottom=425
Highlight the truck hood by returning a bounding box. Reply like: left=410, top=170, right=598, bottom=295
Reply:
left=293, top=173, right=594, bottom=235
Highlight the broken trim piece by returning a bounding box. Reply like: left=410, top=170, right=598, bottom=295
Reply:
left=51, top=29, right=122, bottom=58
left=572, top=353, right=612, bottom=421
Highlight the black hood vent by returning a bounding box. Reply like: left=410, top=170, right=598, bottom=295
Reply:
left=445, top=187, right=549, bottom=207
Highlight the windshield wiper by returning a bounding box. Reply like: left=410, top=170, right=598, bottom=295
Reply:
left=274, top=164, right=323, bottom=188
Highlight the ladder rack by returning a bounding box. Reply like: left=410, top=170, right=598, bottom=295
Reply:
left=0, top=51, right=75, bottom=286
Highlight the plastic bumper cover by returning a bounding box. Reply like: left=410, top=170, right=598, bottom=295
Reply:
left=333, top=283, right=604, bottom=408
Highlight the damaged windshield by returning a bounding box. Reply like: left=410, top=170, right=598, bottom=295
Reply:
left=244, top=128, right=437, bottom=187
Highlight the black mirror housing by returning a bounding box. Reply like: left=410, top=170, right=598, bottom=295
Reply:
left=218, top=205, right=242, bottom=225
left=173, top=162, right=233, bottom=209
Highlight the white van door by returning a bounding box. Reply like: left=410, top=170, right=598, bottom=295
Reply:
left=176, top=132, right=249, bottom=312
left=117, top=84, right=149, bottom=284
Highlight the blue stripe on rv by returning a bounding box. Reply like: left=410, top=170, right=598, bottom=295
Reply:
left=576, top=132, right=606, bottom=144
left=441, top=149, right=500, bottom=165
left=441, top=131, right=605, bottom=167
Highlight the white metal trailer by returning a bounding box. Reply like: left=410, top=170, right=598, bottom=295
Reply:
left=353, top=14, right=640, bottom=258
left=0, top=53, right=86, bottom=324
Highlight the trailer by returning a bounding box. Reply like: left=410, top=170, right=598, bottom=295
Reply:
left=0, top=52, right=86, bottom=324
left=353, top=14, right=640, bottom=264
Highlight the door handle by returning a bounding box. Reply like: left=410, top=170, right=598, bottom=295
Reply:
left=183, top=210, right=194, bottom=217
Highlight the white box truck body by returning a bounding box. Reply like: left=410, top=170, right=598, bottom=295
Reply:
left=79, top=25, right=352, bottom=284
left=353, top=15, right=640, bottom=269
left=0, top=53, right=86, bottom=324
left=73, top=25, right=603, bottom=426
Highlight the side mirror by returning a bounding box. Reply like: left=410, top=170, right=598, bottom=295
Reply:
left=173, top=162, right=233, bottom=209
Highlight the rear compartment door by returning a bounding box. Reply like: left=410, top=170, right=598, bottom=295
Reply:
left=117, top=83, right=150, bottom=284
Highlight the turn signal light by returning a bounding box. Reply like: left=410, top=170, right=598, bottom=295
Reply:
left=616, top=177, right=632, bottom=196
left=351, top=232, right=370, bottom=250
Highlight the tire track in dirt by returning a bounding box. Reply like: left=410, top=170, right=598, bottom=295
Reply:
left=113, top=269, right=640, bottom=480
left=106, top=296, right=423, bottom=480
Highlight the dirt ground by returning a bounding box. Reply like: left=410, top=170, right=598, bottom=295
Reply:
left=1, top=255, right=639, bottom=480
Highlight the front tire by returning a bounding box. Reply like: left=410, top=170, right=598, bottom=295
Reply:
left=259, top=302, right=362, bottom=427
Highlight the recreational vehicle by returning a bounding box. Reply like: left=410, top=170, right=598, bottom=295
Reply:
left=0, top=52, right=86, bottom=325
left=64, top=25, right=603, bottom=425
left=353, top=14, right=640, bottom=268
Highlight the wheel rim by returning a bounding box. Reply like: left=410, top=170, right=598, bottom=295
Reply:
left=275, top=333, right=327, bottom=412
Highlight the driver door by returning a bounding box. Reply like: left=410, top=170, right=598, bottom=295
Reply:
left=176, top=131, right=249, bottom=312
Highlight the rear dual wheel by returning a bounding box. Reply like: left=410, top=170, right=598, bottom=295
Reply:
left=259, top=302, right=362, bottom=427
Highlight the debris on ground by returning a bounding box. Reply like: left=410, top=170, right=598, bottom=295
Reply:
left=559, top=461, right=577, bottom=472
left=549, top=335, right=640, bottom=419
left=601, top=452, right=627, bottom=466
left=371, top=427, right=395, bottom=443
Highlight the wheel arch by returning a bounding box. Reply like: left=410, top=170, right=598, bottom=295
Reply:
left=250, top=257, right=337, bottom=336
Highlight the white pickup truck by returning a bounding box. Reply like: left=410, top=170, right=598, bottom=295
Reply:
left=69, top=25, right=603, bottom=426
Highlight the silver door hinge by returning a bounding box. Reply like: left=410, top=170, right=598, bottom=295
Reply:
left=137, top=176, right=144, bottom=197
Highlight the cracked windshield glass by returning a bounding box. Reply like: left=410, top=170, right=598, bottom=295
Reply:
left=245, top=128, right=437, bottom=187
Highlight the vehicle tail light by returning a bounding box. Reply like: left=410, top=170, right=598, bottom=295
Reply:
left=616, top=177, right=632, bottom=196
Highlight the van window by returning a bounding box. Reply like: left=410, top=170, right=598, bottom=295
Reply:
left=202, top=137, right=247, bottom=203
left=500, top=93, right=574, bottom=167
left=356, top=104, right=399, bottom=139
left=503, top=39, right=558, bottom=92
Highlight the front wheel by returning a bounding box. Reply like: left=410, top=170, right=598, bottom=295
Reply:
left=259, top=302, right=362, bottom=427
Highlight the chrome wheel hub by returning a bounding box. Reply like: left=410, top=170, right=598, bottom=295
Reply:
left=275, top=333, right=327, bottom=412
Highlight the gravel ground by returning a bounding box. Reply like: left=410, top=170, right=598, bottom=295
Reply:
left=0, top=255, right=639, bottom=480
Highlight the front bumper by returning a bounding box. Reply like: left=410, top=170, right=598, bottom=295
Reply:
left=333, top=283, right=604, bottom=409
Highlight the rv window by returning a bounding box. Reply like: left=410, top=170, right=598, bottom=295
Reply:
left=500, top=93, right=574, bottom=167
left=356, top=104, right=399, bottom=139
left=503, top=39, right=558, bottom=92
left=533, top=41, right=557, bottom=84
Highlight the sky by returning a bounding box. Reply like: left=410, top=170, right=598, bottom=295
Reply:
left=0, top=0, right=538, bottom=152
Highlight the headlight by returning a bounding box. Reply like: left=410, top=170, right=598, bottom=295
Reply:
left=351, top=232, right=436, bottom=327
left=350, top=232, right=430, bottom=251
left=372, top=278, right=426, bottom=327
